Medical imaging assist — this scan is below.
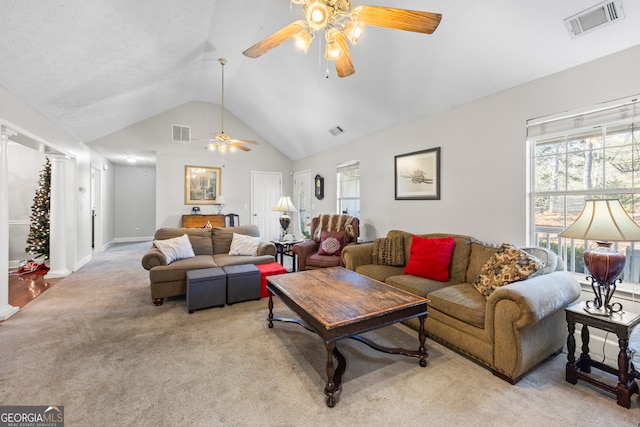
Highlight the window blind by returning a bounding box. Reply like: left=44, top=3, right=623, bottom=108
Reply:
left=527, top=96, right=639, bottom=138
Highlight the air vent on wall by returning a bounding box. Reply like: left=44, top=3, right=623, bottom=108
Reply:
left=329, top=125, right=345, bottom=136
left=172, top=124, right=191, bottom=143
left=564, top=0, right=625, bottom=39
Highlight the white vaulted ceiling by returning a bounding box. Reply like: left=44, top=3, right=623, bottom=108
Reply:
left=1, top=0, right=639, bottom=163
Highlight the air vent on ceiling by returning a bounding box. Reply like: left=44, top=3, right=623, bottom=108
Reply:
left=172, top=124, right=191, bottom=143
left=564, top=0, right=625, bottom=39
left=329, top=125, right=345, bottom=136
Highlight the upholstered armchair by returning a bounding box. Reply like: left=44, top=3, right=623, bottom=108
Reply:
left=292, top=214, right=359, bottom=271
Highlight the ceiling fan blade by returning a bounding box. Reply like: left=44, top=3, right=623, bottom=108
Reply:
left=352, top=6, right=442, bottom=34
left=229, top=139, right=258, bottom=145
left=230, top=143, right=251, bottom=152
left=243, top=21, right=306, bottom=58
left=334, top=32, right=355, bottom=78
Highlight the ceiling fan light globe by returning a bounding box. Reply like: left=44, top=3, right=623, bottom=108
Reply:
left=218, top=143, right=227, bottom=153
left=325, top=41, right=342, bottom=60
left=344, top=20, right=364, bottom=44
left=293, top=28, right=314, bottom=53
left=306, top=2, right=330, bottom=30
left=324, top=29, right=342, bottom=60
left=208, top=144, right=216, bottom=151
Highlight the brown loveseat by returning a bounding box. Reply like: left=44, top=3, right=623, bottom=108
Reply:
left=341, top=230, right=581, bottom=383
left=141, top=225, right=276, bottom=306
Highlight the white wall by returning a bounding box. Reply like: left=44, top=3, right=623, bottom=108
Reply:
left=114, top=164, right=155, bottom=240
left=293, top=45, right=640, bottom=244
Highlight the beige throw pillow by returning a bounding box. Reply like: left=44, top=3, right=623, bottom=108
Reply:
left=228, top=233, right=261, bottom=256
left=153, top=234, right=195, bottom=264
left=372, top=235, right=405, bottom=266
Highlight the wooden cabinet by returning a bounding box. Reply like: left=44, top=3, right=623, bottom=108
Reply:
left=181, top=214, right=225, bottom=228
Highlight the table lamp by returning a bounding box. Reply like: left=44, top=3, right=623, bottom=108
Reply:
left=559, top=199, right=640, bottom=316
left=213, top=195, right=226, bottom=214
left=272, top=196, right=298, bottom=239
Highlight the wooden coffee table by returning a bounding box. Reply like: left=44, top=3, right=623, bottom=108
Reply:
left=266, top=266, right=429, bottom=407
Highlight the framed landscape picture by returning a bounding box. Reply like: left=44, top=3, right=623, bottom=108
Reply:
left=394, top=147, right=441, bottom=200
left=184, top=165, right=221, bottom=205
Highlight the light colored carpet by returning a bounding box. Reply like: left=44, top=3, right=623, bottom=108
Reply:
left=1, top=242, right=639, bottom=426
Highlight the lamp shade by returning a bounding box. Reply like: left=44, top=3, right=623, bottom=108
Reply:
left=272, top=196, right=298, bottom=213
left=559, top=199, right=640, bottom=242
left=214, top=195, right=226, bottom=205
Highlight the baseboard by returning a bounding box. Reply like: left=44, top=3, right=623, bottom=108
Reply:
left=45, top=268, right=71, bottom=279
left=75, top=253, right=92, bottom=271
left=113, top=236, right=153, bottom=243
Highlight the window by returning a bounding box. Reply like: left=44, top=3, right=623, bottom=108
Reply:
left=337, top=160, right=360, bottom=217
left=528, top=96, right=640, bottom=282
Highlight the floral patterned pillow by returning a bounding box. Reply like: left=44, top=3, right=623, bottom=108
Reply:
left=473, top=243, right=544, bottom=297
left=317, top=231, right=345, bottom=256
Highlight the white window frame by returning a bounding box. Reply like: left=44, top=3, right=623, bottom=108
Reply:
left=527, top=95, right=640, bottom=285
left=337, top=160, right=360, bottom=217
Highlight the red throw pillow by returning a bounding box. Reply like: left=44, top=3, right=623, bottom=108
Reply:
left=403, top=235, right=455, bottom=282
left=317, top=231, right=345, bottom=256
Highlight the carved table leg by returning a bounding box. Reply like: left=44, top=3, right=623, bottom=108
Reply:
left=418, top=315, right=428, bottom=367
left=324, top=342, right=337, bottom=408
left=324, top=342, right=346, bottom=408
left=578, top=324, right=592, bottom=373
left=566, top=320, right=577, bottom=384
left=616, top=337, right=637, bottom=408
left=268, top=293, right=274, bottom=328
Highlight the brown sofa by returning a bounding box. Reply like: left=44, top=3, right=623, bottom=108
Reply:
left=341, top=230, right=581, bottom=383
left=141, top=225, right=276, bottom=306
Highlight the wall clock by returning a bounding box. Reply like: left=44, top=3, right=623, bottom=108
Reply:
left=314, top=174, right=324, bottom=200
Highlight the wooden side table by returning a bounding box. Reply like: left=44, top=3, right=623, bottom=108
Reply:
left=270, top=240, right=303, bottom=272
left=181, top=214, right=225, bottom=228
left=565, top=302, right=640, bottom=408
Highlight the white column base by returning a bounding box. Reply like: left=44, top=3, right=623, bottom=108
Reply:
left=45, top=269, right=71, bottom=279
left=0, top=304, right=19, bottom=320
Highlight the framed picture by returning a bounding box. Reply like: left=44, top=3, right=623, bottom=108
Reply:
left=184, top=165, right=221, bottom=205
left=395, top=147, right=441, bottom=200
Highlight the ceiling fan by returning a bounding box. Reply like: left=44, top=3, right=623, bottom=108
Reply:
left=199, top=58, right=257, bottom=152
left=243, top=0, right=442, bottom=78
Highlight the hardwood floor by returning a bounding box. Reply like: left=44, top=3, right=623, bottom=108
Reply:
left=7, top=269, right=63, bottom=308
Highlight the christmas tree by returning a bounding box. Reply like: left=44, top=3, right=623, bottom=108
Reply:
left=25, top=157, right=51, bottom=261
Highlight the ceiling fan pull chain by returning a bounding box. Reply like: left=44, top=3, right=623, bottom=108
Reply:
left=320, top=34, right=330, bottom=80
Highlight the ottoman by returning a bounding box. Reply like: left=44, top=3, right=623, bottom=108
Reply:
left=223, top=264, right=261, bottom=304
left=186, top=267, right=226, bottom=313
left=256, top=262, right=287, bottom=297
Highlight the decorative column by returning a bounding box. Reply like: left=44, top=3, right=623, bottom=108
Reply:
left=0, top=126, right=19, bottom=320
left=47, top=155, right=71, bottom=278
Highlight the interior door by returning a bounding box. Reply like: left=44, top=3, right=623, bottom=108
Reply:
left=293, top=169, right=312, bottom=239
left=251, top=171, right=282, bottom=241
